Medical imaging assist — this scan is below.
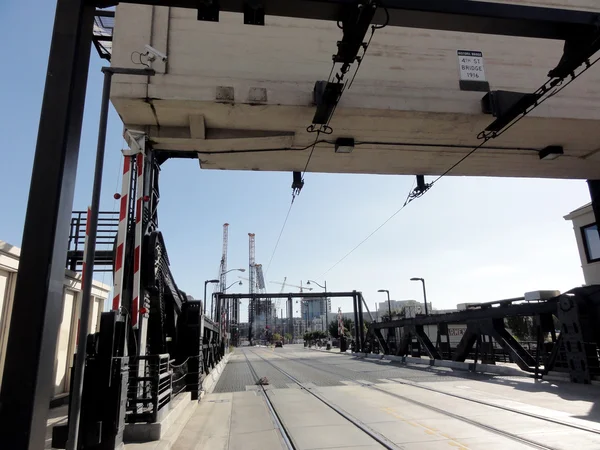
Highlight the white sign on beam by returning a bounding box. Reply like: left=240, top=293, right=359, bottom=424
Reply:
left=457, top=50, right=487, bottom=82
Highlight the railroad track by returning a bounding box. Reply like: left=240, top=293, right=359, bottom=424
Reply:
left=278, top=349, right=600, bottom=437
left=242, top=351, right=295, bottom=450
left=261, top=348, right=577, bottom=450
left=245, top=349, right=401, bottom=450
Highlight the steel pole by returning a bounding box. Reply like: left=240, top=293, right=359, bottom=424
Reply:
left=325, top=281, right=328, bottom=337
left=421, top=279, right=429, bottom=316
left=387, top=291, right=392, bottom=319
left=66, top=68, right=113, bottom=450
left=203, top=281, right=208, bottom=316
left=0, top=4, right=94, bottom=448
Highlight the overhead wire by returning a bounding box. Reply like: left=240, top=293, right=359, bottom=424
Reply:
left=320, top=179, right=415, bottom=278
left=265, top=200, right=295, bottom=276
left=318, top=52, right=600, bottom=277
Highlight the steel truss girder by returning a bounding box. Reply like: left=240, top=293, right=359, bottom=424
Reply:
left=110, top=0, right=600, bottom=40
left=372, top=299, right=558, bottom=330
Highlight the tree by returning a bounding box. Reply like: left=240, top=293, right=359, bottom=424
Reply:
left=284, top=333, right=292, bottom=343
left=329, top=318, right=353, bottom=339
left=380, top=308, right=405, bottom=322
left=272, top=332, right=282, bottom=343
left=505, top=316, right=534, bottom=341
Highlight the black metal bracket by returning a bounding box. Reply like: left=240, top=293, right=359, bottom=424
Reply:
left=197, top=0, right=220, bottom=22
left=291, top=171, right=304, bottom=193
left=334, top=2, right=377, bottom=65
left=244, top=0, right=265, bottom=25
left=312, top=81, right=344, bottom=125
left=549, top=28, right=600, bottom=79
left=482, top=90, right=542, bottom=133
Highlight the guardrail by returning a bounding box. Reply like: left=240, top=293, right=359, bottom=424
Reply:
left=126, top=354, right=172, bottom=423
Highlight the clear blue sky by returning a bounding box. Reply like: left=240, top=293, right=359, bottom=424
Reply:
left=0, top=1, right=592, bottom=323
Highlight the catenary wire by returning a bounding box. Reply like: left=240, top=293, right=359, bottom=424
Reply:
left=318, top=55, right=600, bottom=277
left=265, top=198, right=296, bottom=276
left=319, top=182, right=414, bottom=277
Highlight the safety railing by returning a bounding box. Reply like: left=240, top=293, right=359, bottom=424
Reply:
left=66, top=210, right=119, bottom=272
left=126, top=354, right=172, bottom=423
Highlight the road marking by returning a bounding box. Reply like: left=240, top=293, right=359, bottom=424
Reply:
left=383, top=407, right=470, bottom=449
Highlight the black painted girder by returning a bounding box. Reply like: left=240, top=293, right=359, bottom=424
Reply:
left=372, top=299, right=558, bottom=329
left=114, top=0, right=600, bottom=40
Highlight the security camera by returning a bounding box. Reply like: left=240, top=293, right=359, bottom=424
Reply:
left=144, top=44, right=168, bottom=62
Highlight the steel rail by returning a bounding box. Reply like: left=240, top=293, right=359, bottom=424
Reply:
left=248, top=349, right=401, bottom=450
left=268, top=349, right=568, bottom=450
left=242, top=352, right=296, bottom=450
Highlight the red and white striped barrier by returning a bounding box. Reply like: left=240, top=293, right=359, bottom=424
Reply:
left=112, top=155, right=133, bottom=311
left=131, top=151, right=145, bottom=329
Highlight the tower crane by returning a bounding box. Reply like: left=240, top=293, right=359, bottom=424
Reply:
left=219, top=223, right=229, bottom=293
left=248, top=233, right=256, bottom=343
left=269, top=280, right=313, bottom=292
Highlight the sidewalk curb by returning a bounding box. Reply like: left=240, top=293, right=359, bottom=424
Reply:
left=124, top=351, right=232, bottom=450
left=306, top=346, right=529, bottom=377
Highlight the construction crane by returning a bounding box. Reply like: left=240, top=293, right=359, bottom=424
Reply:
left=269, top=280, right=313, bottom=292
left=279, top=277, right=287, bottom=293
left=219, top=223, right=229, bottom=293
left=248, top=233, right=256, bottom=343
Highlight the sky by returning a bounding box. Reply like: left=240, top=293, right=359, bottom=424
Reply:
left=0, top=1, right=593, bottom=324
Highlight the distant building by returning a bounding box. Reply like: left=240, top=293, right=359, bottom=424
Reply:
left=0, top=240, right=110, bottom=399
left=564, top=203, right=600, bottom=285
left=376, top=299, right=433, bottom=318
left=300, top=297, right=331, bottom=322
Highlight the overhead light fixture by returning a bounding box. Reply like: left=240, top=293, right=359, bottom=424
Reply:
left=335, top=137, right=355, bottom=154
left=539, top=145, right=564, bottom=161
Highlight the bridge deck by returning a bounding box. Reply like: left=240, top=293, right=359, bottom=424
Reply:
left=172, top=345, right=600, bottom=450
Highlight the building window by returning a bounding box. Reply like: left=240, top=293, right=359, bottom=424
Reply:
left=581, top=224, right=600, bottom=263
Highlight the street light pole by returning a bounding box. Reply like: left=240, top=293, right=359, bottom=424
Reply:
left=377, top=289, right=392, bottom=320
left=410, top=277, right=429, bottom=316
left=204, top=279, right=219, bottom=317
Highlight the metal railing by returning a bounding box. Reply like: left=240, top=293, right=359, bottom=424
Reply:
left=126, top=354, right=172, bottom=423
left=66, top=210, right=119, bottom=272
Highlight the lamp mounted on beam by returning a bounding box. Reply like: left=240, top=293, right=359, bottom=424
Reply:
left=538, top=145, right=564, bottom=161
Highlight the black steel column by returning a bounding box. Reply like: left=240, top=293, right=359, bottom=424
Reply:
left=289, top=296, right=293, bottom=343
left=0, top=1, right=94, bottom=448
left=588, top=180, right=600, bottom=232
left=353, top=292, right=360, bottom=352
left=357, top=294, right=365, bottom=352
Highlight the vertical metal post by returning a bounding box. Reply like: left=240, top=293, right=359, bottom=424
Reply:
left=421, top=279, right=429, bottom=316
left=357, top=295, right=365, bottom=352
left=288, top=296, right=293, bottom=343
left=203, top=281, right=208, bottom=316
left=66, top=68, right=113, bottom=450
left=353, top=292, right=360, bottom=352
left=0, top=2, right=94, bottom=448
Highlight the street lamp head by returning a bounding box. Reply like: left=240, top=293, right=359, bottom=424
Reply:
left=238, top=269, right=246, bottom=272
left=410, top=277, right=423, bottom=282
left=238, top=280, right=243, bottom=285
left=207, top=279, right=219, bottom=283
left=306, top=281, right=311, bottom=285
left=377, top=289, right=389, bottom=293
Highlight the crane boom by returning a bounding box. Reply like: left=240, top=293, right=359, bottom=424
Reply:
left=279, top=277, right=287, bottom=294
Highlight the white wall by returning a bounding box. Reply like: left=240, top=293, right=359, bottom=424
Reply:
left=564, top=205, right=600, bottom=285
left=0, top=241, right=110, bottom=397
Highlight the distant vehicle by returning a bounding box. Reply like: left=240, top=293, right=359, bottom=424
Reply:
left=275, top=341, right=283, bottom=348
